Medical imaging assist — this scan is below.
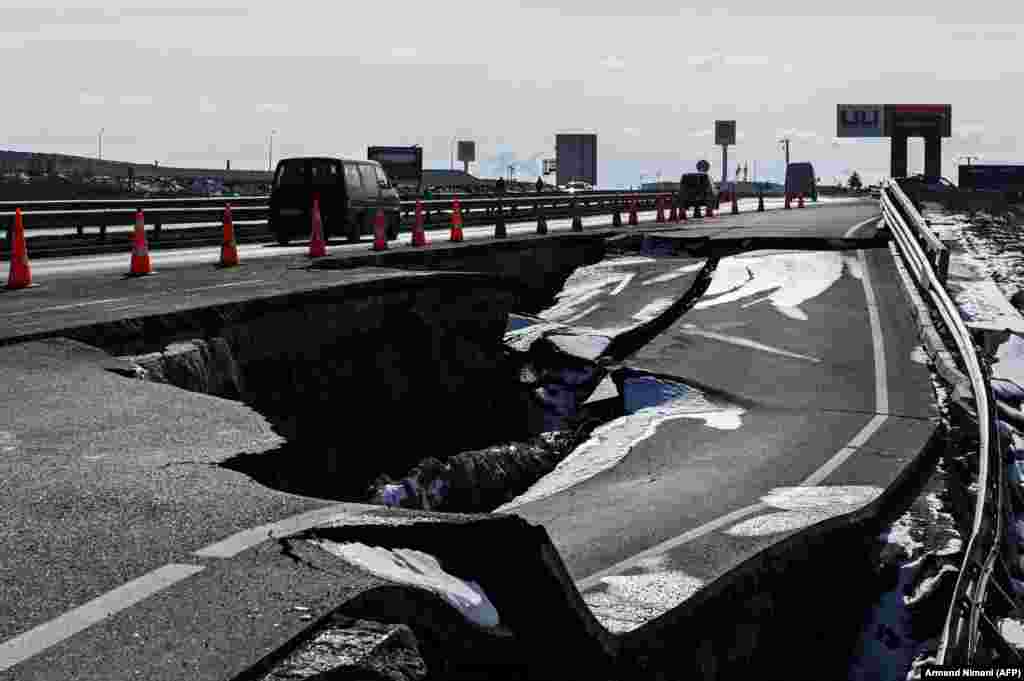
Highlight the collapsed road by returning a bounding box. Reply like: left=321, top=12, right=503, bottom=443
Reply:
left=0, top=199, right=949, bottom=680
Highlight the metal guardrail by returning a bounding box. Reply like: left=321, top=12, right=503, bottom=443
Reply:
left=881, top=178, right=1018, bottom=666
left=1, top=192, right=681, bottom=243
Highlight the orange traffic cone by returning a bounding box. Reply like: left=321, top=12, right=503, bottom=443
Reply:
left=450, top=199, right=464, bottom=242
left=372, top=208, right=387, bottom=251
left=797, top=194, right=805, bottom=208
left=5, top=208, right=32, bottom=289
left=784, top=193, right=792, bottom=209
left=679, top=201, right=687, bottom=221
left=731, top=192, right=739, bottom=215
left=128, top=209, right=152, bottom=276
left=219, top=203, right=239, bottom=267
left=412, top=201, right=428, bottom=246
left=308, top=194, right=327, bottom=257
left=655, top=196, right=665, bottom=223
left=669, top=200, right=678, bottom=222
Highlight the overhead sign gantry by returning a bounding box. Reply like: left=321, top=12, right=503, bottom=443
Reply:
left=837, top=104, right=951, bottom=178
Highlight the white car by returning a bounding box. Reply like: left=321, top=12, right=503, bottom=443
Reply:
left=563, top=181, right=593, bottom=193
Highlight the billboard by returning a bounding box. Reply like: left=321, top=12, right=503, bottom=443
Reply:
left=457, top=141, right=475, bottom=163
left=885, top=104, right=951, bottom=138
left=555, top=134, right=597, bottom=187
left=367, top=146, right=423, bottom=189
left=837, top=104, right=885, bottom=137
left=715, top=120, right=736, bottom=146
left=958, top=164, right=1024, bottom=191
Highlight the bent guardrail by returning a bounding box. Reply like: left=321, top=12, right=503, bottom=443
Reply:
left=882, top=178, right=1020, bottom=666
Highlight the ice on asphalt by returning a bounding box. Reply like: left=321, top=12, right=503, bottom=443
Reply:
left=311, top=539, right=500, bottom=628
left=497, top=376, right=745, bottom=511
left=725, top=486, right=884, bottom=537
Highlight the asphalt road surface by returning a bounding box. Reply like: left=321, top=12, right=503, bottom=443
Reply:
left=500, top=203, right=938, bottom=633
left=0, top=198, right=920, bottom=677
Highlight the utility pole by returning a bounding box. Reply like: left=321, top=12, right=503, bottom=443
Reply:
left=98, top=128, right=104, bottom=161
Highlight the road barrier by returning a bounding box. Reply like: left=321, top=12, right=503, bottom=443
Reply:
left=882, top=178, right=1021, bottom=666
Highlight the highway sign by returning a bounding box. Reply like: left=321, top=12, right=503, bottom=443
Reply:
left=457, top=141, right=476, bottom=163
left=885, top=104, right=951, bottom=138
left=696, top=160, right=710, bottom=172
left=837, top=104, right=885, bottom=137
left=715, top=121, right=736, bottom=146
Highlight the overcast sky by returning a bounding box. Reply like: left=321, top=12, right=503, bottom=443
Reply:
left=3, top=1, right=1021, bottom=187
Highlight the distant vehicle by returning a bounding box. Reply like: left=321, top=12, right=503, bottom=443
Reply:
left=269, top=156, right=401, bottom=246
left=677, top=172, right=720, bottom=213
left=563, top=180, right=593, bottom=193
left=785, top=162, right=817, bottom=201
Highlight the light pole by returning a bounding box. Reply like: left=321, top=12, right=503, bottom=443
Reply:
left=98, top=128, right=104, bottom=161
left=267, top=129, right=277, bottom=172
left=778, top=138, right=790, bottom=168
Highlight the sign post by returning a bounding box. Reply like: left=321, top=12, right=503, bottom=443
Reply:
left=837, top=104, right=950, bottom=178
left=457, top=141, right=475, bottom=174
left=715, top=120, right=736, bottom=187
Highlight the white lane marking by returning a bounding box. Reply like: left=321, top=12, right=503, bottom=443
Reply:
left=0, top=297, right=133, bottom=316
left=193, top=504, right=350, bottom=558
left=182, top=280, right=266, bottom=293
left=843, top=215, right=881, bottom=239
left=609, top=273, right=635, bottom=296
left=576, top=504, right=769, bottom=590
left=0, top=564, right=204, bottom=671
left=576, top=248, right=890, bottom=590
left=677, top=326, right=822, bottom=363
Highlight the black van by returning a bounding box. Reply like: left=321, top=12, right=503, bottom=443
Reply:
left=784, top=162, right=818, bottom=202
left=268, top=157, right=401, bottom=245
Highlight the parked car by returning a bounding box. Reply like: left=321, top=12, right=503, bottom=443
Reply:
left=269, top=156, right=401, bottom=245
left=563, top=181, right=593, bottom=193
left=677, top=172, right=721, bottom=213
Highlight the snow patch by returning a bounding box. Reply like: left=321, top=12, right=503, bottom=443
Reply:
left=310, top=540, right=500, bottom=628
left=693, top=252, right=861, bottom=320
left=911, top=345, right=929, bottom=365
left=632, top=297, right=676, bottom=322
left=582, top=570, right=705, bottom=633
left=641, top=262, right=705, bottom=286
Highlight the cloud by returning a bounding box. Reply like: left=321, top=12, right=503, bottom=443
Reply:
left=724, top=55, right=772, bottom=67
left=259, top=103, right=289, bottom=114
left=118, top=7, right=249, bottom=18
left=198, top=95, right=217, bottom=114
left=79, top=92, right=105, bottom=106
left=782, top=64, right=795, bottom=73
left=689, top=52, right=725, bottom=72
left=954, top=123, right=986, bottom=139
left=601, top=55, right=626, bottom=70
left=952, top=30, right=1016, bottom=41
left=623, top=127, right=641, bottom=137
left=391, top=47, right=418, bottom=58
left=119, top=95, right=153, bottom=106
left=690, top=129, right=713, bottom=138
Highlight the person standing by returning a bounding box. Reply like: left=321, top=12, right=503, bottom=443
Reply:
left=535, top=177, right=543, bottom=193
left=495, top=176, right=506, bottom=195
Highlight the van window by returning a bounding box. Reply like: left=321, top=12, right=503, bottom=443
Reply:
left=344, top=164, right=362, bottom=192
left=358, top=165, right=377, bottom=191
left=275, top=160, right=307, bottom=187
left=309, top=159, right=339, bottom=186
left=373, top=165, right=391, bottom=188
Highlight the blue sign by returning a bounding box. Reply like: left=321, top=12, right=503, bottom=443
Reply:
left=837, top=104, right=885, bottom=137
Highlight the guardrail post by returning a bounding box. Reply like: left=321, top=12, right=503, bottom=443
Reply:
left=571, top=197, right=583, bottom=231
left=153, top=214, right=162, bottom=242
left=495, top=200, right=507, bottom=238
left=612, top=199, right=622, bottom=227
left=536, top=203, right=548, bottom=234
left=76, top=223, right=84, bottom=236
left=99, top=212, right=107, bottom=241
left=937, top=248, right=950, bottom=285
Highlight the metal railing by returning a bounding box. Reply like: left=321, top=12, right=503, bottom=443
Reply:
left=1, top=192, right=681, bottom=243
left=881, top=178, right=1019, bottom=665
